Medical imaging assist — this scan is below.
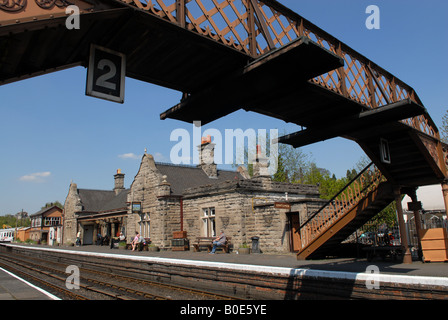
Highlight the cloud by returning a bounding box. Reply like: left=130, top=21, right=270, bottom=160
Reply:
left=19, top=171, right=51, bottom=182
left=118, top=153, right=141, bottom=160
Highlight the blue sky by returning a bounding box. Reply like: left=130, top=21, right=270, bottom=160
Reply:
left=1, top=0, right=447, bottom=216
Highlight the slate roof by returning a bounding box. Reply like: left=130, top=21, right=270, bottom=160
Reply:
left=30, top=205, right=62, bottom=217
left=156, top=163, right=243, bottom=196
left=75, top=163, right=243, bottom=213
left=77, top=189, right=129, bottom=213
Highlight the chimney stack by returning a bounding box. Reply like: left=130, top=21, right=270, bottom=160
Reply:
left=114, top=169, right=125, bottom=194
left=253, top=145, right=271, bottom=179
left=198, top=135, right=217, bottom=178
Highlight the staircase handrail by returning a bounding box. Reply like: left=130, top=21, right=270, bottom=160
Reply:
left=300, top=161, right=374, bottom=228
left=298, top=162, right=385, bottom=250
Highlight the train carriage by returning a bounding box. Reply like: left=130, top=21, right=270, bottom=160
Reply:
left=0, top=228, right=15, bottom=242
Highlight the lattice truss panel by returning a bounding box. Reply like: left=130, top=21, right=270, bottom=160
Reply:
left=184, top=0, right=251, bottom=54
left=125, top=0, right=300, bottom=55
left=118, top=0, right=437, bottom=138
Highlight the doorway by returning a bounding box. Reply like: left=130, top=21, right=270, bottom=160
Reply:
left=289, top=213, right=302, bottom=252
left=83, top=225, right=94, bottom=245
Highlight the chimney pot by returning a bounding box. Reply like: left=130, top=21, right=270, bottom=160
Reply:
left=114, top=170, right=125, bottom=194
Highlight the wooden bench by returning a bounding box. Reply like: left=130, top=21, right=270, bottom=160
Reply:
left=193, top=236, right=232, bottom=253
left=126, top=237, right=151, bottom=251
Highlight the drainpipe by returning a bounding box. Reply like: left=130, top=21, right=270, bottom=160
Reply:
left=180, top=196, right=184, bottom=232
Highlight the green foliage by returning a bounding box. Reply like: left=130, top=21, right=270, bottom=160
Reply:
left=366, top=200, right=400, bottom=229
left=272, top=145, right=399, bottom=228
left=272, top=152, right=288, bottom=182
left=239, top=242, right=249, bottom=248
left=0, top=214, right=30, bottom=228
left=272, top=144, right=355, bottom=199
left=440, top=110, right=448, bottom=143
left=1, top=200, right=62, bottom=229
left=237, top=136, right=399, bottom=228
left=41, top=201, right=63, bottom=210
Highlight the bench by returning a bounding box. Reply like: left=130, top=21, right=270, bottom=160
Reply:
left=193, top=236, right=232, bottom=253
left=126, top=237, right=151, bottom=251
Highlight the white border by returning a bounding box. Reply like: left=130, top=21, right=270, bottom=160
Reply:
left=0, top=266, right=61, bottom=300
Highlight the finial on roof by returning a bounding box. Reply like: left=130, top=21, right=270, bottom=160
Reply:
left=144, top=148, right=147, bottom=154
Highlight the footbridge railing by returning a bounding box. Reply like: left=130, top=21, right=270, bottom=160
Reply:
left=0, top=0, right=439, bottom=140
left=117, top=0, right=438, bottom=139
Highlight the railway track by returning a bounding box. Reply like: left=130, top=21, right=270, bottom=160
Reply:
left=0, top=254, right=152, bottom=300
left=0, top=257, right=90, bottom=300
left=0, top=252, right=243, bottom=300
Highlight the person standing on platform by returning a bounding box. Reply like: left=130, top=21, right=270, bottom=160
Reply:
left=76, top=231, right=81, bottom=247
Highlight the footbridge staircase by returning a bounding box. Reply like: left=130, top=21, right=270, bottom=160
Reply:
left=296, top=162, right=393, bottom=259
left=1, top=0, right=447, bottom=260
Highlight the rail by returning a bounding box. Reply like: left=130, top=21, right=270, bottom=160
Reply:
left=0, top=246, right=244, bottom=300
left=299, top=162, right=385, bottom=251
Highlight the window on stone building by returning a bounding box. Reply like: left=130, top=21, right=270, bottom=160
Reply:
left=32, top=217, right=41, bottom=227
left=202, top=207, right=216, bottom=237
left=139, top=213, right=150, bottom=239
left=44, top=217, right=61, bottom=226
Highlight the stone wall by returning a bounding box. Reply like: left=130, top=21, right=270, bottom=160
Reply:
left=127, top=153, right=160, bottom=244
left=181, top=178, right=323, bottom=253
left=183, top=191, right=248, bottom=244
left=62, top=151, right=328, bottom=253
left=62, top=182, right=82, bottom=245
left=126, top=153, right=183, bottom=249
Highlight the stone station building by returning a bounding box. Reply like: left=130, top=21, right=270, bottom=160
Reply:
left=63, top=141, right=327, bottom=253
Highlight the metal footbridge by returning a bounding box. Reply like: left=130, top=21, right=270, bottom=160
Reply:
left=1, top=0, right=446, bottom=260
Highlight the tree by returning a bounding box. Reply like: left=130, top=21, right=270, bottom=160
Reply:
left=441, top=110, right=448, bottom=143
left=41, top=201, right=63, bottom=210
left=273, top=152, right=288, bottom=182
left=0, top=214, right=30, bottom=228
left=272, top=143, right=358, bottom=199
left=241, top=135, right=376, bottom=201
left=276, top=143, right=311, bottom=183
left=346, top=169, right=357, bottom=181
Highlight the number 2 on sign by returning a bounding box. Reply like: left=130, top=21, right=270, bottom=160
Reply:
left=96, top=59, right=117, bottom=90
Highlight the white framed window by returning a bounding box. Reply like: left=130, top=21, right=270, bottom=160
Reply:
left=44, top=217, right=61, bottom=226
left=138, top=213, right=150, bottom=238
left=202, top=207, right=216, bottom=237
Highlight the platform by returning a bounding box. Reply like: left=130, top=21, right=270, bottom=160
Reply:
left=2, top=243, right=448, bottom=299
left=5, top=243, right=448, bottom=278
left=0, top=267, right=60, bottom=300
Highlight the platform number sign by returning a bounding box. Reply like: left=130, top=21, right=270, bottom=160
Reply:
left=86, top=45, right=126, bottom=103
